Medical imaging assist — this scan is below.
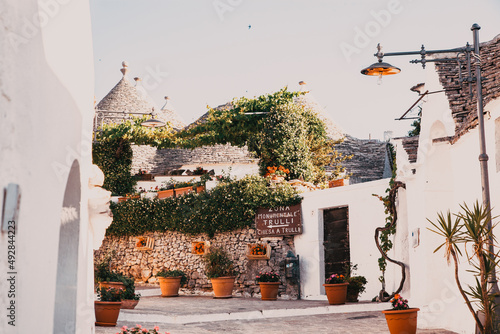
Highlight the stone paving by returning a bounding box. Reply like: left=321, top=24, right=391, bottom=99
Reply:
left=94, top=289, right=458, bottom=334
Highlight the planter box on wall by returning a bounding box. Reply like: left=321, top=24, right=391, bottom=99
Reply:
left=247, top=243, right=271, bottom=260
left=118, top=195, right=140, bottom=202
left=329, top=179, right=345, bottom=188
left=135, top=237, right=154, bottom=251
left=175, top=186, right=193, bottom=196
left=192, top=241, right=210, bottom=255
left=157, top=189, right=175, bottom=199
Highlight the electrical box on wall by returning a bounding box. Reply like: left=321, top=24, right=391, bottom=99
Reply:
left=411, top=228, right=420, bottom=248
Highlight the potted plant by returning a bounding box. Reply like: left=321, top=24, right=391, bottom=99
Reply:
left=95, top=287, right=123, bottom=326
left=323, top=273, right=348, bottom=305
left=204, top=247, right=237, bottom=298
left=95, top=256, right=126, bottom=291
left=346, top=276, right=367, bottom=302
left=120, top=275, right=141, bottom=309
left=156, top=269, right=187, bottom=297
left=256, top=272, right=281, bottom=301
left=382, top=294, right=419, bottom=334
left=344, top=262, right=367, bottom=302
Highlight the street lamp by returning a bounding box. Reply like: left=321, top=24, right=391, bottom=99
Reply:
left=362, top=22, right=498, bottom=320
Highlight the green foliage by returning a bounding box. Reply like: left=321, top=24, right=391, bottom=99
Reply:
left=119, top=275, right=140, bottom=300
left=94, top=254, right=123, bottom=283
left=255, top=272, right=280, bottom=283
left=203, top=247, right=236, bottom=279
left=428, top=201, right=498, bottom=334
left=92, top=137, right=136, bottom=196
left=408, top=118, right=421, bottom=137
left=373, top=143, right=397, bottom=283
left=96, top=287, right=123, bottom=302
left=107, top=175, right=302, bottom=238
left=156, top=270, right=188, bottom=285
left=92, top=87, right=348, bottom=193
left=347, top=276, right=367, bottom=295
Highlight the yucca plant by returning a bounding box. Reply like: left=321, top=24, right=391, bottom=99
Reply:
left=428, top=201, right=497, bottom=334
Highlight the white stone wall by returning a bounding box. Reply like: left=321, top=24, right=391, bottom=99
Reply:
left=295, top=179, right=390, bottom=301
left=0, top=1, right=96, bottom=333
left=394, top=64, right=500, bottom=333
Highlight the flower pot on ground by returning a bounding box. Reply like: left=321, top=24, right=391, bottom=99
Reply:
left=382, top=294, right=419, bottom=334
left=210, top=276, right=236, bottom=298
left=120, top=275, right=140, bottom=309
left=204, top=247, right=237, bottom=298
left=156, top=270, right=187, bottom=297
left=256, top=272, right=281, bottom=301
left=95, top=255, right=126, bottom=291
left=99, top=281, right=125, bottom=291
left=95, top=287, right=123, bottom=327
left=323, top=273, right=348, bottom=305
left=344, top=263, right=367, bottom=302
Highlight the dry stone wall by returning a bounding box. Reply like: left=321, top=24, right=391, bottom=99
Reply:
left=131, top=144, right=258, bottom=175
left=95, top=229, right=300, bottom=299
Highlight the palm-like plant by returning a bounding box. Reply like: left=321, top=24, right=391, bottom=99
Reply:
left=428, top=201, right=497, bottom=334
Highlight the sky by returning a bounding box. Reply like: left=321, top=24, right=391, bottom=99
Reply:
left=90, top=0, right=500, bottom=140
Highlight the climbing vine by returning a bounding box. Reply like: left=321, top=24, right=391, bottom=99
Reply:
left=373, top=143, right=397, bottom=286
left=92, top=137, right=136, bottom=196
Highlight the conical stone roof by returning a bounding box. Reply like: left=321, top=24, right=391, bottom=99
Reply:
left=96, top=62, right=157, bottom=115
left=293, top=82, right=345, bottom=141
left=159, top=96, right=186, bottom=130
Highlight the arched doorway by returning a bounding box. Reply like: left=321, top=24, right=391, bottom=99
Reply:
left=53, top=160, right=81, bottom=333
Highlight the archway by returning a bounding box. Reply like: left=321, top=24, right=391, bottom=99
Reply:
left=53, top=160, right=81, bottom=333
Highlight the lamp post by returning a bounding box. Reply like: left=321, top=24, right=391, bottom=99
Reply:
left=361, top=23, right=498, bottom=328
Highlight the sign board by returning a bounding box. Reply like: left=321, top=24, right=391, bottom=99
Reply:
left=255, top=204, right=302, bottom=237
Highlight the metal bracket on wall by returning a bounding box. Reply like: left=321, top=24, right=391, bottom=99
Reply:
left=2, top=183, right=21, bottom=233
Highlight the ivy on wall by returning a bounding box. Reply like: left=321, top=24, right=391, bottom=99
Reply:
left=92, top=88, right=349, bottom=194
left=92, top=138, right=136, bottom=196
left=107, top=175, right=302, bottom=238
left=373, top=143, right=397, bottom=284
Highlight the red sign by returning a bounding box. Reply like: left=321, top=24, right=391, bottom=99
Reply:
left=255, top=204, right=302, bottom=237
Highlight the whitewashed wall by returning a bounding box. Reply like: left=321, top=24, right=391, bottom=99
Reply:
left=0, top=1, right=96, bottom=333
left=394, top=63, right=500, bottom=333
left=295, top=179, right=390, bottom=301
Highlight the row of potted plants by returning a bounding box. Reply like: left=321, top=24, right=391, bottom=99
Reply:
left=323, top=273, right=419, bottom=334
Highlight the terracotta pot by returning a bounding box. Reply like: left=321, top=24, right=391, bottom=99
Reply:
left=329, top=179, right=344, bottom=188
left=210, top=276, right=235, bottom=298
left=382, top=308, right=420, bottom=334
left=157, top=189, right=174, bottom=199
left=120, top=299, right=139, bottom=309
left=323, top=283, right=349, bottom=305
left=158, top=276, right=182, bottom=297
left=196, top=185, right=205, bottom=193
left=99, top=281, right=125, bottom=291
left=346, top=289, right=360, bottom=302
left=259, top=282, right=280, bottom=301
left=94, top=301, right=122, bottom=326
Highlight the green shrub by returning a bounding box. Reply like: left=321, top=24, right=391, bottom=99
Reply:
left=204, top=247, right=236, bottom=279
left=107, top=175, right=301, bottom=238
left=156, top=270, right=188, bottom=285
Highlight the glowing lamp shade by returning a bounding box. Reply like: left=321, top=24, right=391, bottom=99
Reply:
left=141, top=118, right=166, bottom=128
left=361, top=61, right=401, bottom=76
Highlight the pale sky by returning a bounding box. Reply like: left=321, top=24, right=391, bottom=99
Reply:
left=90, top=0, right=500, bottom=140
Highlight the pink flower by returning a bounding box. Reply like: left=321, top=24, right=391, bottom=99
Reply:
left=136, top=324, right=142, bottom=329
left=122, top=326, right=128, bottom=330
left=142, top=329, right=148, bottom=333
left=154, top=326, right=160, bottom=331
